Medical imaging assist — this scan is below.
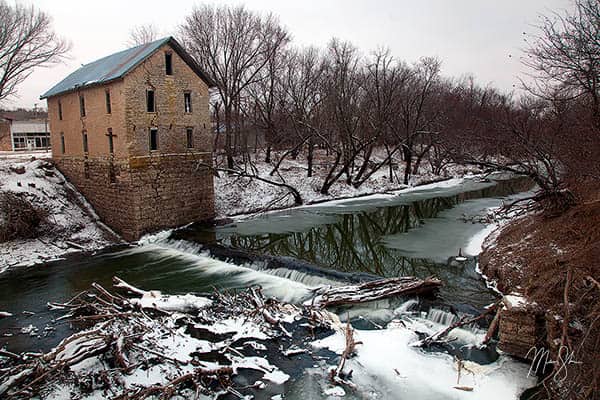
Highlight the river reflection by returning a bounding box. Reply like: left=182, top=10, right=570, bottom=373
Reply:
left=175, top=176, right=534, bottom=309
left=0, top=175, right=533, bottom=355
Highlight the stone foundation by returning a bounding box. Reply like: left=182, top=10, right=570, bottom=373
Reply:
left=498, top=296, right=546, bottom=359
left=56, top=152, right=214, bottom=241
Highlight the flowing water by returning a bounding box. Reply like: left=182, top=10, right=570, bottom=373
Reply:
left=0, top=173, right=536, bottom=398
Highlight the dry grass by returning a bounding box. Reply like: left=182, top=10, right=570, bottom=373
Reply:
left=482, top=181, right=600, bottom=399
left=0, top=192, right=49, bottom=242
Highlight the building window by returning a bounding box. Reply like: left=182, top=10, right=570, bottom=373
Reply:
left=12, top=132, right=51, bottom=151
left=82, top=130, right=88, bottom=153
left=186, top=128, right=194, bottom=148
left=184, top=92, right=192, bottom=113
left=79, top=95, right=86, bottom=117
left=165, top=52, right=173, bottom=75
left=60, top=133, right=65, bottom=154
left=149, top=127, right=158, bottom=151
left=146, top=89, right=155, bottom=112
left=58, top=101, right=63, bottom=120
left=105, top=90, right=112, bottom=114
left=107, top=128, right=114, bottom=154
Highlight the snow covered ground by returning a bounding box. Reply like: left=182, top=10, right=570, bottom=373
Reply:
left=0, top=149, right=481, bottom=271
left=214, top=150, right=483, bottom=217
left=312, top=319, right=535, bottom=400
left=0, top=153, right=112, bottom=272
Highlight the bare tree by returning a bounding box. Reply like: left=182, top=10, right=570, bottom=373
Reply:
left=521, top=0, right=600, bottom=183
left=180, top=5, right=290, bottom=169
left=127, top=24, right=160, bottom=47
left=245, top=28, right=289, bottom=164
left=316, top=39, right=370, bottom=194
left=352, top=49, right=408, bottom=187
left=275, top=46, right=326, bottom=176
left=522, top=0, right=600, bottom=127
left=0, top=1, right=70, bottom=104
left=396, top=57, right=442, bottom=184
left=446, top=0, right=599, bottom=215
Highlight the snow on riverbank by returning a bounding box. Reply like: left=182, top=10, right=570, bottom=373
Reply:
left=465, top=187, right=538, bottom=296
left=313, top=320, right=536, bottom=399
left=215, top=151, right=482, bottom=217
left=0, top=155, right=113, bottom=273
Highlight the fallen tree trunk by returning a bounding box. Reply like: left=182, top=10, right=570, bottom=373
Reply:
left=309, top=276, right=442, bottom=308
left=482, top=306, right=502, bottom=346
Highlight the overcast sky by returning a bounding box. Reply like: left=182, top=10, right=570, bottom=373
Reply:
left=7, top=0, right=572, bottom=110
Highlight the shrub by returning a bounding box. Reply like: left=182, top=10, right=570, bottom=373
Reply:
left=0, top=192, right=49, bottom=242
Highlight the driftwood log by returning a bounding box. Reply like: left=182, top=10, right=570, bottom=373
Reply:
left=329, top=321, right=361, bottom=389
left=310, top=276, right=442, bottom=308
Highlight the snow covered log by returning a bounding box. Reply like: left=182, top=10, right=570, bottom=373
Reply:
left=309, top=276, right=442, bottom=308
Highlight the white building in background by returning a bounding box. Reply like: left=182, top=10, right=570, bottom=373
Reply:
left=10, top=120, right=51, bottom=151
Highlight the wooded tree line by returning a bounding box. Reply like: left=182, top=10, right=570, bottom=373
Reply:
left=1, top=0, right=597, bottom=206
left=177, top=1, right=599, bottom=205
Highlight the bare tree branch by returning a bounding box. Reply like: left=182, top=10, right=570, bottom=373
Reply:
left=0, top=1, right=70, bottom=104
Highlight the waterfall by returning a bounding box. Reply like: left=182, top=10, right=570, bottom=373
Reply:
left=426, top=308, right=458, bottom=326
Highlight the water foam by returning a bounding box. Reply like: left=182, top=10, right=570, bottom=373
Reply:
left=135, top=238, right=320, bottom=303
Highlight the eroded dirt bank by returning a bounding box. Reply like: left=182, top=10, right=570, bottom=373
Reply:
left=479, top=185, right=600, bottom=399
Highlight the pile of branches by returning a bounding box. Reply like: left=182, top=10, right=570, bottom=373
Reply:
left=500, top=188, right=576, bottom=219
left=0, top=274, right=449, bottom=398
left=0, top=277, right=333, bottom=399
left=0, top=192, right=49, bottom=242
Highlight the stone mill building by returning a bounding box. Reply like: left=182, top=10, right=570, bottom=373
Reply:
left=41, top=37, right=216, bottom=240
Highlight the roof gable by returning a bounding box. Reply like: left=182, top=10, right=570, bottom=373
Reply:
left=41, top=37, right=214, bottom=99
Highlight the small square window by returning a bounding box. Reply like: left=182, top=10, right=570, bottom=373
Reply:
left=146, top=89, right=155, bottom=112
left=149, top=128, right=158, bottom=151
left=186, top=128, right=194, bottom=148
left=184, top=92, right=192, bottom=113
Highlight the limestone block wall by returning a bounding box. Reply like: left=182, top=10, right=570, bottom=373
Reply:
left=48, top=80, right=127, bottom=160
left=48, top=41, right=214, bottom=241
left=56, top=152, right=214, bottom=241
left=56, top=156, right=138, bottom=239
left=128, top=152, right=215, bottom=238
left=498, top=298, right=546, bottom=360
left=123, top=43, right=211, bottom=157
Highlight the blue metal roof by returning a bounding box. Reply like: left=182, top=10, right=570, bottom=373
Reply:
left=41, top=37, right=174, bottom=99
